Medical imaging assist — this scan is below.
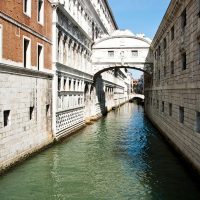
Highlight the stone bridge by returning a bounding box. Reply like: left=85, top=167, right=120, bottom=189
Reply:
left=92, top=30, right=153, bottom=79
left=130, top=93, right=145, bottom=100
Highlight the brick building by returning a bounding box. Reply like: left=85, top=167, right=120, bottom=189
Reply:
left=0, top=0, right=53, bottom=171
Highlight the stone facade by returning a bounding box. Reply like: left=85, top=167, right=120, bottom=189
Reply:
left=145, top=0, right=200, bottom=172
left=51, top=0, right=134, bottom=139
left=0, top=0, right=53, bottom=171
left=0, top=0, right=139, bottom=171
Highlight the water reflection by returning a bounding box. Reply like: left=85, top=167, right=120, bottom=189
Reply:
left=0, top=103, right=200, bottom=200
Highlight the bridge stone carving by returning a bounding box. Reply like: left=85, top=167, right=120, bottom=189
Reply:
left=92, top=30, right=153, bottom=78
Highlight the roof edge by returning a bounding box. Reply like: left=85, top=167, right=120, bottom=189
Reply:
left=104, top=0, right=118, bottom=29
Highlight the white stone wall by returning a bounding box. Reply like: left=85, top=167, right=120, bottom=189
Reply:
left=0, top=64, right=53, bottom=171
left=145, top=0, right=200, bottom=171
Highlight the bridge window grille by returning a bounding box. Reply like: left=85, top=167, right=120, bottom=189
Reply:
left=196, top=112, right=200, bottom=133
left=181, top=52, right=187, bottom=70
left=132, top=50, right=138, bottom=57
left=171, top=61, right=174, bottom=74
left=179, top=106, right=184, bottom=123
left=171, top=26, right=174, bottom=41
left=169, top=103, right=172, bottom=116
left=108, top=51, right=114, bottom=57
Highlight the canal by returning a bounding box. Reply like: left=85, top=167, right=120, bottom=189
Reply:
left=0, top=103, right=200, bottom=200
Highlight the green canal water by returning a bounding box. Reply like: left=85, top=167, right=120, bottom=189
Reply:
left=0, top=103, right=200, bottom=200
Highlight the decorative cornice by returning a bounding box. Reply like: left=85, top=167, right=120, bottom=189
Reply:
left=152, top=0, right=183, bottom=48
left=56, top=62, right=93, bottom=81
left=103, top=0, right=118, bottom=29
left=94, top=35, right=151, bottom=46
left=0, top=63, right=53, bottom=79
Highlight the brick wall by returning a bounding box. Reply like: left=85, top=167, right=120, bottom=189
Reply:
left=0, top=0, right=52, bottom=70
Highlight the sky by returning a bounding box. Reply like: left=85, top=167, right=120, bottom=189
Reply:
left=108, top=0, right=171, bottom=79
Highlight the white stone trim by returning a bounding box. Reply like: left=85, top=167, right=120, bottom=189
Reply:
left=37, top=0, right=44, bottom=26
left=23, top=0, right=32, bottom=18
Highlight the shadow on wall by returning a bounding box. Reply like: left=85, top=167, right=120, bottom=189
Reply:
left=95, top=74, right=108, bottom=116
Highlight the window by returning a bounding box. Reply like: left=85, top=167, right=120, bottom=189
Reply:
left=63, top=79, right=66, bottom=91
left=181, top=52, right=186, bottom=70
left=58, top=77, right=61, bottom=91
left=46, top=104, right=50, bottom=116
left=171, top=26, right=174, bottom=41
left=0, top=24, right=2, bottom=61
left=37, top=44, right=43, bottom=70
left=169, top=103, right=172, bottom=116
left=92, top=22, right=95, bottom=41
left=158, top=46, right=161, bottom=56
left=198, top=43, right=200, bottom=64
left=108, top=51, right=114, bottom=57
left=30, top=107, right=34, bottom=120
left=158, top=70, right=160, bottom=80
left=163, top=38, right=167, bottom=49
left=171, top=61, right=174, bottom=74
left=23, top=0, right=31, bottom=17
left=132, top=50, right=138, bottom=57
left=73, top=80, right=76, bottom=91
left=164, top=66, right=166, bottom=77
left=3, top=110, right=10, bottom=127
left=157, top=100, right=159, bottom=109
left=198, top=0, right=200, bottom=17
left=69, top=79, right=71, bottom=91
left=196, top=112, right=200, bottom=133
left=23, top=37, right=31, bottom=68
left=38, top=0, right=44, bottom=24
left=181, top=9, right=187, bottom=30
left=179, top=106, right=184, bottom=123
left=154, top=51, right=157, bottom=60
left=162, top=101, right=164, bottom=112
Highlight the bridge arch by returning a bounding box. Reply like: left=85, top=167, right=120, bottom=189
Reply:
left=92, top=30, right=153, bottom=78
left=93, top=65, right=152, bottom=80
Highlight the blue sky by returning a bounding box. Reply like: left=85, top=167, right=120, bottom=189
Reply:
left=108, top=0, right=170, bottom=79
